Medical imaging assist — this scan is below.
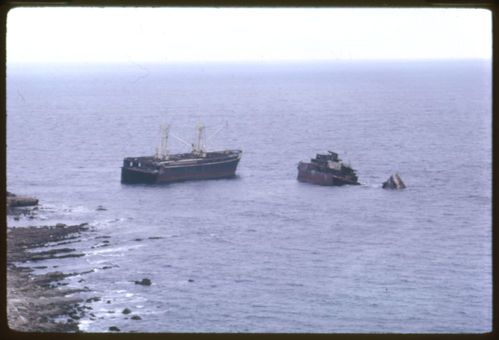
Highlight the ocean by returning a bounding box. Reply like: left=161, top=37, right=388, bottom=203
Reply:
left=6, top=60, right=492, bottom=332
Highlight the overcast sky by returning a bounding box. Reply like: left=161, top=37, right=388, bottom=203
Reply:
left=7, top=7, right=492, bottom=64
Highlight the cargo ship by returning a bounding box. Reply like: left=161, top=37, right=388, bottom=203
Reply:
left=297, top=151, right=359, bottom=186
left=121, top=124, right=242, bottom=184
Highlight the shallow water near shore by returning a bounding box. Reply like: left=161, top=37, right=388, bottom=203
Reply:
left=7, top=60, right=492, bottom=332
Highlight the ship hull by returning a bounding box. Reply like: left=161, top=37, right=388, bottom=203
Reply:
left=121, top=152, right=241, bottom=184
left=121, top=167, right=159, bottom=184
left=297, top=162, right=359, bottom=186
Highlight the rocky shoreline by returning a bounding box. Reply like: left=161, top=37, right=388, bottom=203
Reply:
left=7, top=222, right=94, bottom=332
left=7, top=195, right=151, bottom=333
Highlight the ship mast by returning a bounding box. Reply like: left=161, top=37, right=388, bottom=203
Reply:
left=155, top=124, right=170, bottom=160
left=192, top=123, right=206, bottom=157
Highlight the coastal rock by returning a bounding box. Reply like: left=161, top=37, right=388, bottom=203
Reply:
left=134, top=278, right=152, bottom=286
left=131, top=315, right=141, bottom=320
left=7, top=223, right=94, bottom=332
left=96, top=205, right=107, bottom=211
left=122, top=308, right=132, bottom=314
left=109, top=326, right=120, bottom=332
left=7, top=193, right=39, bottom=208
left=8, top=224, right=89, bottom=263
left=382, top=173, right=406, bottom=189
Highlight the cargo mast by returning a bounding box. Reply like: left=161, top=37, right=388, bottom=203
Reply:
left=193, top=123, right=206, bottom=157
left=155, top=124, right=170, bottom=160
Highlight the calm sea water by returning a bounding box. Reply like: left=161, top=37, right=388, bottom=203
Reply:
left=7, top=60, right=492, bottom=333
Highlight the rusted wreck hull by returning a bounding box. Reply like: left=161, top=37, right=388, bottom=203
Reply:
left=382, top=173, right=406, bottom=189
left=297, top=162, right=359, bottom=186
left=121, top=155, right=241, bottom=184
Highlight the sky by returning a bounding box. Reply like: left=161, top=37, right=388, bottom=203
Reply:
left=6, top=7, right=492, bottom=64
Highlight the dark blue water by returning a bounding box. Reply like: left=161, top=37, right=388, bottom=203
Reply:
left=7, top=60, right=492, bottom=332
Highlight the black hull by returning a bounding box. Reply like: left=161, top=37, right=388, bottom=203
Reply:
left=121, top=155, right=240, bottom=184
left=121, top=168, right=159, bottom=184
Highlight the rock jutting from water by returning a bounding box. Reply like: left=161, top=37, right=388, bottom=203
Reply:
left=134, top=278, right=152, bottom=286
left=7, top=191, right=39, bottom=208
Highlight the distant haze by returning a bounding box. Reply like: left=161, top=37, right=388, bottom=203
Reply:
left=7, top=7, right=491, bottom=64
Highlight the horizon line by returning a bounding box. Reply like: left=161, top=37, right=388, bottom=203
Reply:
left=7, top=57, right=492, bottom=66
